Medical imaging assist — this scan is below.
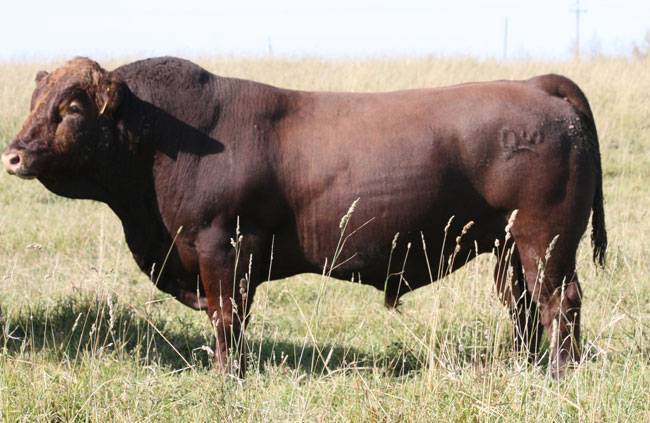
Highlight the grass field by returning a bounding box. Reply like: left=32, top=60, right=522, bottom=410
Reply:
left=0, top=57, right=649, bottom=421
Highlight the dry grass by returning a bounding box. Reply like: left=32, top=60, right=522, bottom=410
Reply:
left=0, top=56, right=649, bottom=421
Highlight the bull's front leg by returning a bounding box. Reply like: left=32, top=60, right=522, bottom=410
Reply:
left=198, top=231, right=251, bottom=376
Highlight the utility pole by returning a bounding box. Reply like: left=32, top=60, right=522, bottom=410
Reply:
left=503, top=17, right=509, bottom=59
left=267, top=36, right=273, bottom=56
left=570, top=0, right=587, bottom=59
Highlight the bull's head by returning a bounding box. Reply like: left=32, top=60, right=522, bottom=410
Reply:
left=1, top=58, right=128, bottom=184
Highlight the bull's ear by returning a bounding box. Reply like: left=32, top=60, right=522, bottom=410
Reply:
left=97, top=73, right=129, bottom=118
left=35, top=70, right=48, bottom=83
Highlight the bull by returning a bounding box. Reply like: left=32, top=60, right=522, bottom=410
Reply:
left=1, top=57, right=606, bottom=378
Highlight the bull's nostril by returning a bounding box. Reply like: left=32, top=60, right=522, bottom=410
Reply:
left=2, top=151, right=24, bottom=174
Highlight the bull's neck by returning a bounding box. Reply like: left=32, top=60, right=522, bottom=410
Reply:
left=92, top=98, right=155, bottom=212
left=98, top=97, right=179, bottom=276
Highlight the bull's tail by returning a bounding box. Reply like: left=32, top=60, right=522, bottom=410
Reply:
left=529, top=74, right=608, bottom=267
left=590, top=172, right=607, bottom=267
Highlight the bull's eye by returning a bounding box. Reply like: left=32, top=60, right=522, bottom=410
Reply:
left=67, top=101, right=82, bottom=114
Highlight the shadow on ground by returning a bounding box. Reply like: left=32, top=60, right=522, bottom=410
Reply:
left=0, top=295, right=424, bottom=376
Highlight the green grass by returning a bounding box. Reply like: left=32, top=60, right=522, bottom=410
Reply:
left=1, top=57, right=649, bottom=421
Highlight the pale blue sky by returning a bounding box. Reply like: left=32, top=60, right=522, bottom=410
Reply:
left=0, top=0, right=648, bottom=60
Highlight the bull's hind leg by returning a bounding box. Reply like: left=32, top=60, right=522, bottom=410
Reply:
left=511, top=214, right=584, bottom=379
left=493, top=242, right=543, bottom=361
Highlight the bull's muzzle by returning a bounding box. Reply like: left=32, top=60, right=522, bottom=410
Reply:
left=1, top=149, right=35, bottom=179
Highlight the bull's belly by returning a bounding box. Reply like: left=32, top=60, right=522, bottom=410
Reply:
left=287, top=201, right=505, bottom=289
